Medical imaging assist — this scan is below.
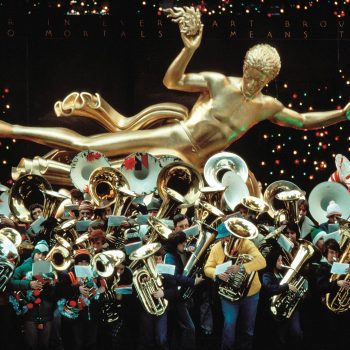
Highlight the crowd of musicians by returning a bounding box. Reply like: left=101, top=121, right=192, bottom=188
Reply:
left=0, top=158, right=350, bottom=350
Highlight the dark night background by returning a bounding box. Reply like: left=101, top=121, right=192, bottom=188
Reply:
left=0, top=0, right=350, bottom=196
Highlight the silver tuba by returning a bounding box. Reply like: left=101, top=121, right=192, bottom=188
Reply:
left=218, top=218, right=258, bottom=302
left=275, top=189, right=306, bottom=224
left=130, top=242, right=168, bottom=316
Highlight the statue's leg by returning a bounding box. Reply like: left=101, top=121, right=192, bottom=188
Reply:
left=0, top=120, right=192, bottom=159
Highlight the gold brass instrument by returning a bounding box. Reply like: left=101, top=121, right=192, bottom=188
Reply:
left=9, top=174, right=52, bottom=223
left=270, top=239, right=318, bottom=320
left=53, top=219, right=79, bottom=246
left=92, top=250, right=126, bottom=323
left=41, top=190, right=69, bottom=219
left=0, top=227, right=31, bottom=257
left=156, top=161, right=203, bottom=219
left=275, top=189, right=306, bottom=224
left=46, top=235, right=73, bottom=271
left=325, top=228, right=350, bottom=314
left=146, top=216, right=173, bottom=244
left=130, top=242, right=168, bottom=316
left=181, top=221, right=219, bottom=300
left=194, top=200, right=224, bottom=228
left=264, top=180, right=303, bottom=221
left=217, top=218, right=258, bottom=302
left=200, top=186, right=226, bottom=212
left=241, top=196, right=270, bottom=219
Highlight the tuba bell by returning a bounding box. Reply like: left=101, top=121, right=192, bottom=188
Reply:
left=264, top=180, right=303, bottom=220
left=308, top=181, right=350, bottom=225
left=9, top=174, right=52, bottom=223
left=156, top=161, right=203, bottom=219
left=275, top=189, right=306, bottom=224
left=217, top=218, right=258, bottom=302
left=46, top=235, right=73, bottom=271
left=129, top=242, right=168, bottom=316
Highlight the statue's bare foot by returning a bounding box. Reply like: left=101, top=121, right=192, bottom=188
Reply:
left=0, top=120, right=13, bottom=136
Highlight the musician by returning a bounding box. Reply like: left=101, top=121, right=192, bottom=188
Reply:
left=314, top=239, right=350, bottom=349
left=297, top=199, right=318, bottom=239
left=319, top=200, right=342, bottom=233
left=204, top=222, right=266, bottom=350
left=164, top=231, right=204, bottom=350
left=310, top=227, right=327, bottom=253
left=283, top=223, right=301, bottom=259
left=137, top=249, right=178, bottom=350
left=173, top=214, right=190, bottom=232
left=88, top=229, right=107, bottom=254
left=258, top=246, right=302, bottom=350
left=78, top=201, right=94, bottom=221
left=56, top=249, right=103, bottom=350
left=9, top=240, right=55, bottom=350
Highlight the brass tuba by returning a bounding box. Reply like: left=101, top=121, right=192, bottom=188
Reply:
left=217, top=218, right=258, bottom=302
left=46, top=235, right=73, bottom=271
left=156, top=161, right=203, bottom=219
left=275, top=189, right=306, bottom=224
left=92, top=250, right=126, bottom=323
left=270, top=240, right=319, bottom=320
left=130, top=242, right=168, bottom=316
left=9, top=174, right=52, bottom=223
left=325, top=229, right=350, bottom=314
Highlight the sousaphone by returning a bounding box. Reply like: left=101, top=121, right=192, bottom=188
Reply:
left=308, top=181, right=350, bottom=224
left=70, top=150, right=110, bottom=192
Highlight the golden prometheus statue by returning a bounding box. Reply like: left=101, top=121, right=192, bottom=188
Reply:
left=0, top=7, right=349, bottom=170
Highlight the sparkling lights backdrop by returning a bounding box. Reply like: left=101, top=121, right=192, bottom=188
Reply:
left=0, top=0, right=349, bottom=195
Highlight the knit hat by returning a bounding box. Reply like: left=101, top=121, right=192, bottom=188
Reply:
left=32, top=240, right=49, bottom=257
left=74, top=249, right=91, bottom=264
left=326, top=200, right=342, bottom=218
left=216, top=222, right=231, bottom=240
left=310, top=227, right=327, bottom=245
left=89, top=229, right=106, bottom=243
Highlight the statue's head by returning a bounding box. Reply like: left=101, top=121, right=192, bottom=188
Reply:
left=243, top=44, right=281, bottom=81
left=241, top=44, right=281, bottom=99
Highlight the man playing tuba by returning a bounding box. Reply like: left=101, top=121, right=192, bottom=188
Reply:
left=204, top=221, right=265, bottom=350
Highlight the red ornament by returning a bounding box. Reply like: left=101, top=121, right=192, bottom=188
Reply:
left=33, top=290, right=40, bottom=297
left=275, top=159, right=280, bottom=165
left=34, top=298, right=42, bottom=304
left=292, top=93, right=298, bottom=99
left=294, top=159, right=300, bottom=165
left=86, top=152, right=95, bottom=162
left=27, top=303, right=34, bottom=309
left=94, top=152, right=101, bottom=160
left=68, top=300, right=77, bottom=308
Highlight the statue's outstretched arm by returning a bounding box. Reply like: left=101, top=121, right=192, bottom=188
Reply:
left=163, top=7, right=207, bottom=93
left=270, top=102, right=349, bottom=130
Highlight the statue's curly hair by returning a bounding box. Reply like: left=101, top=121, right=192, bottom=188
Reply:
left=243, top=44, right=281, bottom=81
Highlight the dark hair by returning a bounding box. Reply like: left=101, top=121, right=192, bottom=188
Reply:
left=70, top=188, right=84, bottom=201
left=285, top=222, right=300, bottom=238
left=173, top=214, right=188, bottom=227
left=323, top=239, right=340, bottom=257
left=28, top=203, right=44, bottom=220
left=89, top=220, right=105, bottom=231
left=297, top=199, right=309, bottom=211
left=264, top=240, right=283, bottom=272
left=165, top=231, right=187, bottom=252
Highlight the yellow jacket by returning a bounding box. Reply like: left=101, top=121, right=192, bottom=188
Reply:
left=204, top=239, right=266, bottom=296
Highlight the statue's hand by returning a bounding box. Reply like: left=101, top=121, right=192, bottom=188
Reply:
left=163, top=6, right=203, bottom=50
